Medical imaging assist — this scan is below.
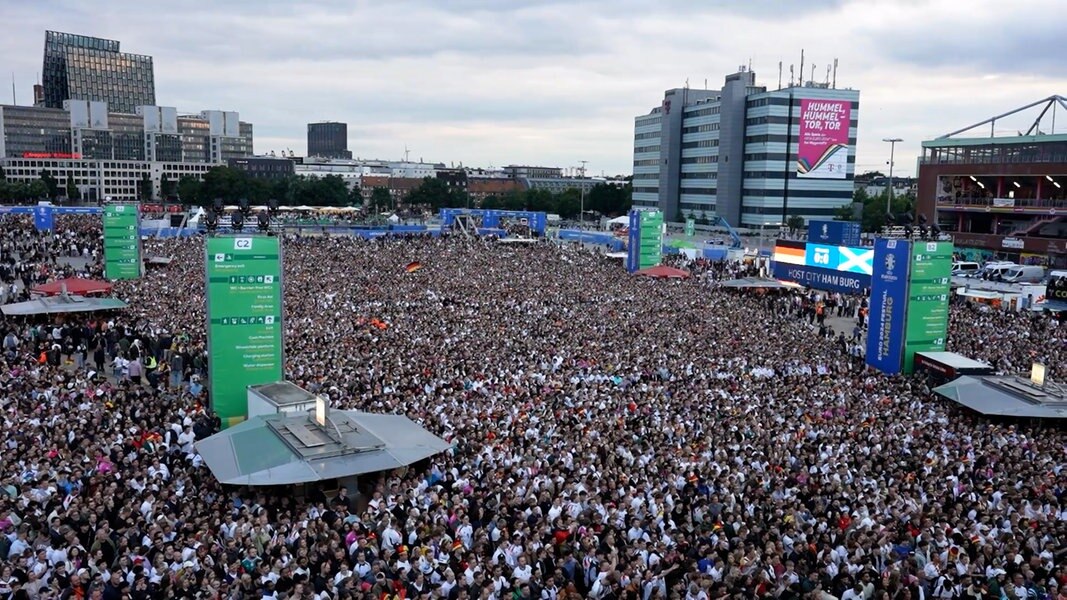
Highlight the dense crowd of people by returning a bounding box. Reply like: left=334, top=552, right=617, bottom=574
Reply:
left=0, top=216, right=1063, bottom=600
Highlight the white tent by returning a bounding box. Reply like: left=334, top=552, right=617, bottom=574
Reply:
left=606, top=216, right=629, bottom=227
left=386, top=214, right=400, bottom=223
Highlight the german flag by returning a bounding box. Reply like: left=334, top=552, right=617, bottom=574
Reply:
left=772, top=244, right=805, bottom=266
left=405, top=261, right=423, bottom=273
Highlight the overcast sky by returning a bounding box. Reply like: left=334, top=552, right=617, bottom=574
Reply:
left=4, top=0, right=1065, bottom=177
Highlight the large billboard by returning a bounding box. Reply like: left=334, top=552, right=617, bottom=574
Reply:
left=103, top=204, right=141, bottom=280
left=902, top=241, right=953, bottom=373
left=807, top=220, right=861, bottom=246
left=205, top=236, right=284, bottom=427
left=804, top=244, right=874, bottom=275
left=866, top=239, right=911, bottom=374
left=796, top=99, right=851, bottom=179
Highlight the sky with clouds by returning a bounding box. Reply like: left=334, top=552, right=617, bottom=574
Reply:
left=3, top=0, right=1065, bottom=177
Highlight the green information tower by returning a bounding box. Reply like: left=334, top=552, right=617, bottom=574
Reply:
left=902, top=240, right=954, bottom=373
left=103, top=204, right=142, bottom=280
left=205, top=235, right=285, bottom=427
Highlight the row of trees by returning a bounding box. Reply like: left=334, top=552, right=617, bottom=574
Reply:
left=835, top=187, right=916, bottom=232
left=383, top=176, right=633, bottom=218
left=0, top=164, right=634, bottom=218
left=175, top=167, right=360, bottom=207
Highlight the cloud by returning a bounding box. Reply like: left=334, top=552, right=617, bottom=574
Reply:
left=3, top=0, right=1066, bottom=177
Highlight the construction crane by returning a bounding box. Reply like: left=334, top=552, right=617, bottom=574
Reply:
left=705, top=216, right=743, bottom=249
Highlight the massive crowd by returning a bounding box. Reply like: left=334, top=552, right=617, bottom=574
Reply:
left=0, top=216, right=1063, bottom=600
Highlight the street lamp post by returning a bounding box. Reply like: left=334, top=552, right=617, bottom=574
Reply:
left=882, top=138, right=902, bottom=215
left=578, top=160, right=588, bottom=227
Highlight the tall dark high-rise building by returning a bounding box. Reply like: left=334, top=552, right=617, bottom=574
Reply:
left=42, top=31, right=155, bottom=114
left=307, top=121, right=351, bottom=159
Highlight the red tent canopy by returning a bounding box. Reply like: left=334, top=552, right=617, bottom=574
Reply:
left=633, top=265, right=691, bottom=279
left=31, top=278, right=113, bottom=297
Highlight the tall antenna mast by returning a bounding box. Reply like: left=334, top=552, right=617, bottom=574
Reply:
left=799, top=50, right=805, bottom=87
left=778, top=62, right=782, bottom=90
left=10, top=73, right=15, bottom=105
left=789, top=65, right=794, bottom=87
left=404, top=145, right=410, bottom=162
left=810, top=64, right=816, bottom=85
left=825, top=65, right=831, bottom=86
left=832, top=58, right=838, bottom=89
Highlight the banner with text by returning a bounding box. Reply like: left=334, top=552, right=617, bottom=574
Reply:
left=206, top=236, right=284, bottom=427
left=902, top=240, right=954, bottom=373
left=103, top=204, right=141, bottom=280
left=796, top=99, right=851, bottom=179
left=865, top=239, right=912, bottom=374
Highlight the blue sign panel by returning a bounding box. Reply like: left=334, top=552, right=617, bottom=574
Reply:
left=439, top=209, right=547, bottom=235
left=625, top=209, right=640, bottom=272
left=865, top=238, right=912, bottom=374
left=771, top=262, right=870, bottom=294
left=808, top=220, right=861, bottom=247
left=34, top=206, right=54, bottom=231
left=804, top=244, right=874, bottom=275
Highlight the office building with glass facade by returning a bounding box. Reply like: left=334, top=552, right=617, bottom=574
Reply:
left=43, top=31, right=156, bottom=114
left=632, top=69, right=859, bottom=227
left=307, top=122, right=351, bottom=159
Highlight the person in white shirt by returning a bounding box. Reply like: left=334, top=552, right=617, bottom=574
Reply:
left=511, top=555, right=533, bottom=584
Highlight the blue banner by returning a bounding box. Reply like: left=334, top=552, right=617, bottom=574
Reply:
left=771, top=262, right=870, bottom=294
left=34, top=206, right=55, bottom=231
left=808, top=220, right=861, bottom=247
left=865, top=238, right=912, bottom=374
left=625, top=210, right=640, bottom=272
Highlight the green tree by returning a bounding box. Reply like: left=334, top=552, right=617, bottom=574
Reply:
left=860, top=189, right=915, bottom=232
left=347, top=185, right=363, bottom=207
left=556, top=189, right=582, bottom=219
left=65, top=174, right=81, bottom=200
left=39, top=169, right=60, bottom=200
left=0, top=166, right=6, bottom=180
left=27, top=180, right=48, bottom=200
left=786, top=214, right=806, bottom=234
left=370, top=187, right=392, bottom=212
left=586, top=183, right=632, bottom=216
left=404, top=177, right=457, bottom=210
left=160, top=173, right=176, bottom=200
left=176, top=176, right=203, bottom=207
left=138, top=174, right=153, bottom=201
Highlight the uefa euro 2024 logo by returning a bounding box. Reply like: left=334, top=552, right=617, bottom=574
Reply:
left=885, top=254, right=896, bottom=274
left=821, top=223, right=829, bottom=240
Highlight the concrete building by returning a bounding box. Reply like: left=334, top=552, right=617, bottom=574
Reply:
left=307, top=122, right=351, bottom=159
left=632, top=68, right=859, bottom=227
left=0, top=101, right=253, bottom=201
left=42, top=31, right=155, bottom=114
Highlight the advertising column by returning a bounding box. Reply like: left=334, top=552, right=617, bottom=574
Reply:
left=205, top=236, right=284, bottom=427
left=865, top=239, right=911, bottom=374
left=902, top=240, right=954, bottom=373
left=103, top=204, right=142, bottom=280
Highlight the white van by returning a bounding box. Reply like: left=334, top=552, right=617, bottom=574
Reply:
left=951, top=261, right=980, bottom=276
left=980, top=262, right=1018, bottom=281
left=1001, top=265, right=1046, bottom=284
